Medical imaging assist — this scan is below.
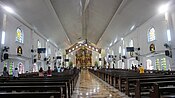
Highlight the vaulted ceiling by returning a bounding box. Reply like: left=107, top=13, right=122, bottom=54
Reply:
left=0, top=0, right=172, bottom=49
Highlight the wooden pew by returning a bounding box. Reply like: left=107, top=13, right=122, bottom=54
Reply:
left=133, top=77, right=175, bottom=98
left=0, top=69, right=80, bottom=98
left=120, top=74, right=175, bottom=94
left=150, top=81, right=175, bottom=98
left=0, top=92, right=61, bottom=98
left=89, top=68, right=175, bottom=98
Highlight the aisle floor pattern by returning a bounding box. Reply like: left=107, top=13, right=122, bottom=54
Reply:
left=71, top=70, right=129, bottom=98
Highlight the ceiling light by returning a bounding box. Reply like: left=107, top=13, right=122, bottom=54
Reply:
left=130, top=25, right=135, bottom=31
left=110, top=43, right=112, bottom=46
left=107, top=47, right=109, bottom=50
left=72, top=48, right=74, bottom=50
left=79, top=44, right=81, bottom=46
left=114, top=38, right=117, bottom=43
left=158, top=4, right=169, bottom=14
left=89, top=46, right=91, bottom=48
left=76, top=46, right=78, bottom=48
left=121, top=38, right=123, bottom=41
left=2, top=6, right=15, bottom=14
left=69, top=50, right=71, bottom=52
left=85, top=44, right=87, bottom=46
left=47, top=39, right=49, bottom=42
left=92, top=47, right=94, bottom=50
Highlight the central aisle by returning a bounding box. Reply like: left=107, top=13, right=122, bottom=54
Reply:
left=72, top=70, right=128, bottom=98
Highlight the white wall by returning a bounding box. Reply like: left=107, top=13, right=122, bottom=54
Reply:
left=0, top=10, right=59, bottom=73
left=110, top=13, right=171, bottom=70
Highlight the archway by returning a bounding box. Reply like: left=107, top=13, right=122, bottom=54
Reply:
left=18, top=62, right=24, bottom=74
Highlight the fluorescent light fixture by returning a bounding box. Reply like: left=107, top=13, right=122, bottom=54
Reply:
left=130, top=25, right=135, bottom=31
left=121, top=38, right=123, bottom=41
left=158, top=4, right=169, bottom=14
left=114, top=38, right=117, bottom=43
left=110, top=42, right=112, bottom=46
left=2, top=6, right=15, bottom=14
left=167, top=29, right=171, bottom=41
left=1, top=31, right=5, bottom=44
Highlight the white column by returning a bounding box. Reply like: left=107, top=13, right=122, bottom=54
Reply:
left=99, top=54, right=101, bottom=66
left=66, top=54, right=69, bottom=67
left=170, top=11, right=175, bottom=70
left=0, top=14, right=6, bottom=64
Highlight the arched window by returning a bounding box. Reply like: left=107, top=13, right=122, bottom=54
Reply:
left=18, top=62, right=24, bottom=74
left=37, top=40, right=41, bottom=48
left=16, top=28, right=24, bottom=43
left=48, top=46, right=51, bottom=54
left=129, top=40, right=134, bottom=47
left=148, top=27, right=156, bottom=42
left=119, top=46, right=121, bottom=54
left=146, top=59, right=153, bottom=70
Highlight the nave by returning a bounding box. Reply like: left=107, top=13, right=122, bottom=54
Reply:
left=72, top=70, right=128, bottom=98
left=1, top=0, right=175, bottom=98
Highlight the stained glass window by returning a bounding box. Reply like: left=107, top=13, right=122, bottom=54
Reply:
left=9, top=62, right=14, bottom=75
left=148, top=27, right=156, bottom=42
left=16, top=28, right=24, bottom=43
left=161, top=58, right=166, bottom=70
left=146, top=59, right=153, bottom=70
left=37, top=40, right=41, bottom=48
left=156, top=59, right=160, bottom=70
left=129, top=40, right=134, bottom=47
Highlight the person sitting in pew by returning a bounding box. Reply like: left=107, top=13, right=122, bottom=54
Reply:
left=134, top=65, right=137, bottom=71
left=138, top=64, right=144, bottom=73
left=54, top=65, right=58, bottom=72
left=39, top=67, right=44, bottom=77
left=131, top=64, right=134, bottom=70
left=47, top=66, right=52, bottom=76
left=3, top=67, right=9, bottom=78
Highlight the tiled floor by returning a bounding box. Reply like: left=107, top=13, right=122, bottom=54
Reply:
left=72, top=70, right=129, bottom=98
